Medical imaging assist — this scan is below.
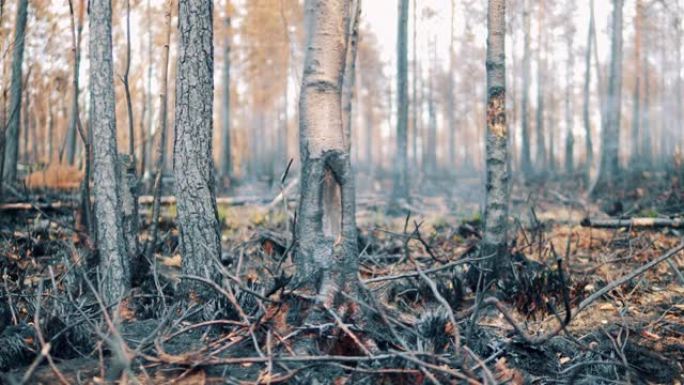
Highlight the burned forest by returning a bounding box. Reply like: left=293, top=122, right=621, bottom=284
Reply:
left=1, top=0, right=684, bottom=383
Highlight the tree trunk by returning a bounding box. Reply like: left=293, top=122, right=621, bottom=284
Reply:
left=296, top=0, right=357, bottom=307
left=582, top=0, right=595, bottom=179
left=411, top=0, right=418, bottom=166
left=520, top=0, right=532, bottom=177
left=392, top=0, right=409, bottom=203
left=144, top=0, right=172, bottom=272
left=174, top=0, right=222, bottom=300
left=481, top=0, right=509, bottom=281
left=425, top=44, right=437, bottom=174
left=342, top=0, right=361, bottom=154
left=641, top=51, right=652, bottom=167
left=64, top=0, right=84, bottom=167
left=564, top=23, right=575, bottom=174
left=89, top=0, right=130, bottom=304
left=594, top=0, right=624, bottom=192
left=2, top=0, right=28, bottom=182
left=675, top=11, right=682, bottom=156
left=534, top=0, right=546, bottom=175
left=629, top=0, right=642, bottom=168
left=219, top=12, right=233, bottom=185
left=447, top=0, right=456, bottom=169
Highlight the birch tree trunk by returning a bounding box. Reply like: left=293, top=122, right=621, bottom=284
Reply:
left=594, top=0, right=624, bottom=192
left=481, top=0, right=509, bottom=280
left=2, top=0, right=28, bottom=182
left=174, top=0, right=222, bottom=300
left=295, top=0, right=358, bottom=310
left=89, top=0, right=130, bottom=304
left=392, top=0, right=409, bottom=204
left=520, top=0, right=533, bottom=176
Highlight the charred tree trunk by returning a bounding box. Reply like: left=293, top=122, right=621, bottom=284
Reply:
left=594, top=0, right=624, bottom=192
left=582, top=0, right=595, bottom=180
left=295, top=0, right=358, bottom=310
left=425, top=43, right=437, bottom=174
left=481, top=0, right=509, bottom=281
left=2, top=0, right=28, bottom=182
left=392, top=0, right=409, bottom=204
left=520, top=0, right=532, bottom=176
left=89, top=0, right=130, bottom=304
left=219, top=12, right=233, bottom=185
left=173, top=0, right=222, bottom=300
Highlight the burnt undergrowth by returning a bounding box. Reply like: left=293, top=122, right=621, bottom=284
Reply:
left=0, top=181, right=682, bottom=384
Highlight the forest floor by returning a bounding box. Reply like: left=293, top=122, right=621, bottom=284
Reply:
left=0, top=172, right=683, bottom=384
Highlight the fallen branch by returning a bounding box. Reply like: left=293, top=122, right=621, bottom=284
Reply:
left=577, top=243, right=684, bottom=314
left=581, top=217, right=684, bottom=229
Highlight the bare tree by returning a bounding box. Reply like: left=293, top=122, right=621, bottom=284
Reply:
left=481, top=0, right=509, bottom=280
left=520, top=0, right=533, bottom=176
left=447, top=0, right=456, bottom=169
left=594, top=0, right=624, bottom=192
left=534, top=0, right=546, bottom=174
left=295, top=0, right=357, bottom=308
left=219, top=3, right=233, bottom=185
left=2, top=0, right=29, bottom=183
left=89, top=0, right=130, bottom=304
left=564, top=8, right=576, bottom=174
left=63, top=0, right=84, bottom=168
left=174, top=0, right=222, bottom=300
left=582, top=0, right=595, bottom=179
left=144, top=0, right=173, bottom=269
left=342, top=0, right=361, bottom=153
left=393, top=0, right=409, bottom=204
left=629, top=0, right=643, bottom=168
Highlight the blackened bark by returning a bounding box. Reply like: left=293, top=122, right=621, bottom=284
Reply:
left=481, top=0, right=509, bottom=281
left=2, top=0, right=28, bottom=182
left=89, top=0, right=130, bottom=304
left=174, top=0, right=222, bottom=300
left=392, top=0, right=409, bottom=203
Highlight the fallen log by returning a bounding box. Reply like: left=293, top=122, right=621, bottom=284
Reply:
left=581, top=217, right=684, bottom=229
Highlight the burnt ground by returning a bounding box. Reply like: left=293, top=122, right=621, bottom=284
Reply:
left=0, top=172, right=682, bottom=384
